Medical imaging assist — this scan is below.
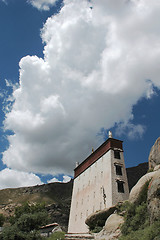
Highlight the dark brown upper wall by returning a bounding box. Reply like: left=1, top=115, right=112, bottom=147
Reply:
left=74, top=138, right=123, bottom=178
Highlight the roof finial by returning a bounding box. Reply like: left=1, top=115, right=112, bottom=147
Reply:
left=76, top=162, right=79, bottom=167
left=108, top=130, right=113, bottom=138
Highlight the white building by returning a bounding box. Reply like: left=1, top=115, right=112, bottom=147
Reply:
left=68, top=134, right=129, bottom=233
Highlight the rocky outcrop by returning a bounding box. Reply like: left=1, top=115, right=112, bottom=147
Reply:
left=128, top=168, right=160, bottom=223
left=129, top=171, right=156, bottom=203
left=85, top=205, right=117, bottom=230
left=149, top=137, right=160, bottom=169
left=94, top=213, right=124, bottom=240
left=147, top=169, right=160, bottom=223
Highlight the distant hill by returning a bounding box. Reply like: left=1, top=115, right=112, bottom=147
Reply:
left=0, top=180, right=73, bottom=231
left=126, top=162, right=148, bottom=191
left=0, top=162, right=148, bottom=231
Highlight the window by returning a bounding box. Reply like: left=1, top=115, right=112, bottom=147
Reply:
left=114, top=150, right=121, bottom=159
left=115, top=165, right=122, bottom=175
left=117, top=181, right=124, bottom=193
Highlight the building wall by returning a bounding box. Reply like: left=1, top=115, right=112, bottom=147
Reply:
left=111, top=150, right=129, bottom=205
left=68, top=141, right=129, bottom=234
left=68, top=150, right=113, bottom=233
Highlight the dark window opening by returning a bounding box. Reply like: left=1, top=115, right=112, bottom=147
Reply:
left=115, top=165, right=122, bottom=175
left=114, top=150, right=121, bottom=159
left=117, top=181, right=124, bottom=193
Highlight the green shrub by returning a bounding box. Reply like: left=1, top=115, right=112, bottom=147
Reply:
left=147, top=168, right=153, bottom=173
left=120, top=181, right=150, bottom=237
left=119, top=220, right=160, bottom=240
left=0, top=202, right=49, bottom=240
left=119, top=180, right=160, bottom=240
left=91, top=226, right=103, bottom=233
left=0, top=214, right=5, bottom=227
left=0, top=225, right=44, bottom=240
left=136, top=181, right=149, bottom=205
left=48, top=231, right=65, bottom=240
left=10, top=202, right=47, bottom=224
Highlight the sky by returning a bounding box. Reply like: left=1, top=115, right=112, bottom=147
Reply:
left=0, top=0, right=160, bottom=189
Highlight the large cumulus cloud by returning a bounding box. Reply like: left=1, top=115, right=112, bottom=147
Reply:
left=2, top=0, right=160, bottom=176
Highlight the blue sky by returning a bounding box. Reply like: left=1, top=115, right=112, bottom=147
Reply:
left=0, top=0, right=160, bottom=189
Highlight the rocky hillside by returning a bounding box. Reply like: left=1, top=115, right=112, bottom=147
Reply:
left=0, top=180, right=73, bottom=231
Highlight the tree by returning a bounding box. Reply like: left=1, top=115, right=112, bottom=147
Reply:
left=0, top=214, right=5, bottom=227
left=1, top=202, right=49, bottom=240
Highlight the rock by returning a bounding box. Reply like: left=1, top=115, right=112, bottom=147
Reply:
left=129, top=171, right=156, bottom=203
left=154, top=164, right=160, bottom=171
left=94, top=213, right=124, bottom=240
left=85, top=205, right=117, bottom=229
left=147, top=170, right=160, bottom=223
left=149, top=137, right=160, bottom=169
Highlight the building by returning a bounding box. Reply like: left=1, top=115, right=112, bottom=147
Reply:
left=40, top=223, right=62, bottom=237
left=68, top=133, right=129, bottom=233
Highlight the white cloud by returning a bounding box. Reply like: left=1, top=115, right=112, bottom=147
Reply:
left=47, top=175, right=71, bottom=183
left=0, top=168, right=43, bottom=190
left=3, top=0, right=160, bottom=176
left=47, top=177, right=60, bottom=183
left=1, top=0, right=7, bottom=4
left=115, top=122, right=146, bottom=140
left=28, top=0, right=59, bottom=11
left=63, top=175, right=71, bottom=183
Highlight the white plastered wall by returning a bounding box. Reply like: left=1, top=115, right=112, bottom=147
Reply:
left=68, top=150, right=112, bottom=233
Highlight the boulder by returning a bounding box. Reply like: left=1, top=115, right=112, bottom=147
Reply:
left=85, top=206, right=117, bottom=229
left=94, top=213, right=124, bottom=240
left=129, top=171, right=156, bottom=203
left=149, top=137, right=160, bottom=169
left=147, top=170, right=160, bottom=223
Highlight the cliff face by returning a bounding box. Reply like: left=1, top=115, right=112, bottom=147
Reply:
left=148, top=137, right=160, bottom=169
